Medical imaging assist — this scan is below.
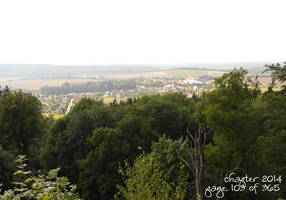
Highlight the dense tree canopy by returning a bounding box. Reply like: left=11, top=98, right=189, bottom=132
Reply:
left=0, top=90, right=43, bottom=155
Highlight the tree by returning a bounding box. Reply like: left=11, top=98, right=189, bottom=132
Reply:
left=0, top=89, right=43, bottom=158
left=116, top=114, right=158, bottom=153
left=135, top=93, right=192, bottom=140
left=0, top=145, right=16, bottom=191
left=264, top=62, right=286, bottom=91
left=176, top=93, right=210, bottom=200
left=253, top=62, right=286, bottom=199
left=40, top=117, right=69, bottom=171
left=116, top=152, right=187, bottom=200
left=79, top=128, right=130, bottom=200
left=200, top=68, right=263, bottom=199
left=255, top=130, right=286, bottom=199
left=40, top=98, right=115, bottom=184
left=203, top=68, right=261, bottom=169
left=150, top=136, right=190, bottom=185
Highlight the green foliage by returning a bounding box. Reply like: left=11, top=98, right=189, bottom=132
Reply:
left=150, top=136, right=190, bottom=184
left=199, top=68, right=264, bottom=200
left=203, top=68, right=261, bottom=165
left=116, top=153, right=187, bottom=200
left=134, top=93, right=194, bottom=140
left=0, top=146, right=16, bottom=191
left=0, top=90, right=43, bottom=156
left=79, top=128, right=130, bottom=200
left=254, top=130, right=286, bottom=199
left=115, top=136, right=191, bottom=200
left=197, top=66, right=286, bottom=200
left=252, top=80, right=286, bottom=199
left=40, top=98, right=115, bottom=184
left=39, top=92, right=196, bottom=199
left=0, top=155, right=81, bottom=200
left=72, top=93, right=194, bottom=199
left=264, top=62, right=286, bottom=90
left=116, top=114, right=158, bottom=152
left=39, top=117, right=69, bottom=170
left=262, top=93, right=286, bottom=133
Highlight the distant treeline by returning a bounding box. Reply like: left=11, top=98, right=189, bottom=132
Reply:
left=40, top=80, right=137, bottom=95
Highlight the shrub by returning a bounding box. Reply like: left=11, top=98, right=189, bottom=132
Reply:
left=0, top=155, right=81, bottom=200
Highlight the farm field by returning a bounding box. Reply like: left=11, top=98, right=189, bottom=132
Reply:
left=102, top=97, right=126, bottom=104
left=104, top=69, right=226, bottom=80
left=248, top=86, right=281, bottom=93
left=0, top=78, right=99, bottom=90
left=165, top=69, right=225, bottom=79
left=43, top=113, right=64, bottom=119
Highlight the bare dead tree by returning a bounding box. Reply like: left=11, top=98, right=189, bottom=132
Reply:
left=177, top=93, right=209, bottom=200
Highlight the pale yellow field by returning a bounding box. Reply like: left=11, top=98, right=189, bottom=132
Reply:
left=43, top=113, right=64, bottom=119
left=102, top=97, right=126, bottom=104
left=0, top=78, right=98, bottom=90
left=99, top=69, right=225, bottom=80
left=104, top=71, right=167, bottom=79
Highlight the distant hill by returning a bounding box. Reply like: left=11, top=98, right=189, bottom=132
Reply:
left=0, top=64, right=163, bottom=79
left=0, top=62, right=279, bottom=79
left=166, top=62, right=278, bottom=73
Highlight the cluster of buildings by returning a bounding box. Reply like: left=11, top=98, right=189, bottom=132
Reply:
left=39, top=78, right=212, bottom=115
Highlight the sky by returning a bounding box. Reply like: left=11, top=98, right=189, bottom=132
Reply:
left=0, top=0, right=285, bottom=65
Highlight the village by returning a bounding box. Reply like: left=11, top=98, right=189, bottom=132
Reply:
left=38, top=77, right=213, bottom=115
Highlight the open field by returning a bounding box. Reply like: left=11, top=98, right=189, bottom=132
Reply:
left=0, top=78, right=99, bottom=90
left=248, top=86, right=281, bottom=93
left=91, top=69, right=226, bottom=80
left=104, top=71, right=167, bottom=79
left=165, top=70, right=225, bottom=79
left=102, top=97, right=126, bottom=104
left=43, top=113, right=64, bottom=119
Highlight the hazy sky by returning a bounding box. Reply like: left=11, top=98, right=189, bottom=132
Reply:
left=0, top=0, right=285, bottom=65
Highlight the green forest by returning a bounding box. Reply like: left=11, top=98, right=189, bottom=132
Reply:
left=0, top=63, right=286, bottom=200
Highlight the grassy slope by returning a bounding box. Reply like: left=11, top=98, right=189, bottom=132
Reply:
left=165, top=70, right=225, bottom=79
